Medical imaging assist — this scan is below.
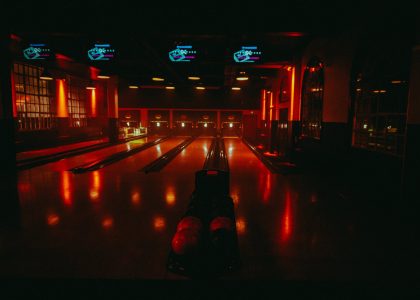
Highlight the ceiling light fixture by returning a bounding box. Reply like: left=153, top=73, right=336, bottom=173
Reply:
left=97, top=75, right=110, bottom=79
left=85, top=80, right=96, bottom=90
left=165, top=86, right=175, bottom=90
left=152, top=77, right=165, bottom=81
left=231, top=87, right=241, bottom=90
left=236, top=76, right=249, bottom=81
left=195, top=86, right=205, bottom=90
left=40, top=69, right=54, bottom=81
left=129, top=85, right=139, bottom=89
left=188, top=76, right=200, bottom=80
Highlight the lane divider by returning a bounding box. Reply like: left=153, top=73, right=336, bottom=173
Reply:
left=242, top=138, right=281, bottom=173
left=70, top=136, right=170, bottom=173
left=17, top=134, right=148, bottom=171
left=140, top=136, right=196, bottom=174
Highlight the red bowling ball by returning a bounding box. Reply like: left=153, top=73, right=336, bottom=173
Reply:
left=176, top=216, right=202, bottom=233
left=171, top=228, right=200, bottom=255
left=210, top=216, right=234, bottom=232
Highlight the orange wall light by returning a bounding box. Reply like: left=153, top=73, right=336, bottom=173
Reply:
left=261, top=89, right=266, bottom=121
left=56, top=79, right=68, bottom=117
left=289, top=67, right=296, bottom=121
left=91, top=89, right=97, bottom=117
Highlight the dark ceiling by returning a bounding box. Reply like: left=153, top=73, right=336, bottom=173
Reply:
left=5, top=0, right=417, bottom=89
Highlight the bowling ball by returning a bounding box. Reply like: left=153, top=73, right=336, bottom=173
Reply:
left=210, top=216, right=234, bottom=232
left=171, top=228, right=200, bottom=255
left=177, top=216, right=202, bottom=233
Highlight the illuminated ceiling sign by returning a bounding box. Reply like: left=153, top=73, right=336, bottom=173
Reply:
left=233, top=46, right=262, bottom=63
left=169, top=45, right=197, bottom=62
left=88, top=44, right=116, bottom=61
left=23, top=44, right=52, bottom=60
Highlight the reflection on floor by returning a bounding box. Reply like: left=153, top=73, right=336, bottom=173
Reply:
left=0, top=137, right=414, bottom=280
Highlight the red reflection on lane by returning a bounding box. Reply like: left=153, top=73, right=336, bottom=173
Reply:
left=153, top=216, right=166, bottom=231
left=60, top=171, right=72, bottom=206
left=47, top=213, right=60, bottom=226
left=281, top=190, right=293, bottom=242
left=102, top=217, right=114, bottom=229
left=258, top=172, right=272, bottom=204
left=165, top=185, right=176, bottom=206
left=131, top=189, right=141, bottom=206
left=89, top=171, right=102, bottom=202
left=236, top=217, right=246, bottom=235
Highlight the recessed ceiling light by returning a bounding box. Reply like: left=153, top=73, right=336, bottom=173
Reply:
left=195, top=86, right=205, bottom=90
left=188, top=76, right=200, bottom=80
left=165, top=86, right=175, bottom=90
left=231, top=87, right=241, bottom=90
left=152, top=77, right=165, bottom=81
left=236, top=76, right=249, bottom=81
left=129, top=85, right=139, bottom=89
left=97, top=75, right=110, bottom=79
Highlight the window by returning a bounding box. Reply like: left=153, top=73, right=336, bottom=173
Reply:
left=300, top=59, right=324, bottom=139
left=67, top=76, right=88, bottom=127
left=14, top=63, right=55, bottom=130
left=352, top=44, right=410, bottom=156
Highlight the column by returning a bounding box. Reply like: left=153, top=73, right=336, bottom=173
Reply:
left=402, top=45, right=420, bottom=219
left=0, top=32, right=20, bottom=228
left=107, top=75, right=119, bottom=142
left=56, top=79, right=69, bottom=135
left=169, top=109, right=173, bottom=129
left=216, top=110, right=221, bottom=130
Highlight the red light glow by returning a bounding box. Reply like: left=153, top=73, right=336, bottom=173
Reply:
left=60, top=171, right=72, bottom=206
left=236, top=218, right=246, bottom=235
left=47, top=214, right=60, bottom=226
left=269, top=92, right=274, bottom=121
left=131, top=191, right=141, bottom=206
left=290, top=67, right=295, bottom=121
left=89, top=66, right=100, bottom=80
left=57, top=79, right=68, bottom=117
left=153, top=216, right=166, bottom=231
left=89, top=171, right=101, bottom=202
left=281, top=191, right=292, bottom=242
left=102, top=217, right=114, bottom=229
left=165, top=186, right=176, bottom=206
left=261, top=89, right=266, bottom=121
left=91, top=89, right=97, bottom=117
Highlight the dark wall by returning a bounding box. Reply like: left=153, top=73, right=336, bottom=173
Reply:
left=119, top=86, right=260, bottom=110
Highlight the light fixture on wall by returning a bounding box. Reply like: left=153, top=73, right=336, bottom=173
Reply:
left=85, top=80, right=96, bottom=90
left=236, top=71, right=249, bottom=81
left=97, top=73, right=111, bottom=79
left=40, top=69, right=54, bottom=81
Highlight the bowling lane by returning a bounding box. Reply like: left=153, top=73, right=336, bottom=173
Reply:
left=4, top=137, right=211, bottom=278
left=225, top=138, right=392, bottom=280
left=17, top=135, right=155, bottom=173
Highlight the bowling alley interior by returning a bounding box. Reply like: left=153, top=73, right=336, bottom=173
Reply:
left=1, top=0, right=420, bottom=295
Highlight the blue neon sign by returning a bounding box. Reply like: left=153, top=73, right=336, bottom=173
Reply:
left=23, top=44, right=51, bottom=60
left=233, top=46, right=262, bottom=63
left=169, top=45, right=197, bottom=62
left=88, top=44, right=116, bottom=61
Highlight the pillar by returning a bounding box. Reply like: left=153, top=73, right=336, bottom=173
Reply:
left=56, top=79, right=69, bottom=135
left=140, top=109, right=148, bottom=129
left=0, top=32, right=20, bottom=228
left=216, top=110, right=221, bottom=130
left=107, top=76, right=119, bottom=142
left=402, top=45, right=420, bottom=220
left=169, top=109, right=173, bottom=129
